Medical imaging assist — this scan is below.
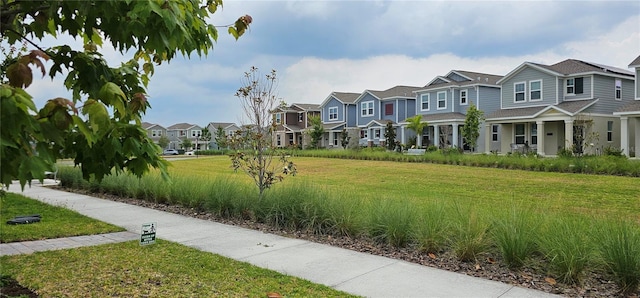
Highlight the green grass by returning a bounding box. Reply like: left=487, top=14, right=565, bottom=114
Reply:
left=1, top=240, right=356, bottom=297
left=595, top=219, right=640, bottom=295
left=0, top=193, right=124, bottom=243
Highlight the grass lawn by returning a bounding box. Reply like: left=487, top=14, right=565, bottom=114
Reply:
left=167, top=156, right=640, bottom=222
left=1, top=240, right=356, bottom=297
left=0, top=193, right=124, bottom=243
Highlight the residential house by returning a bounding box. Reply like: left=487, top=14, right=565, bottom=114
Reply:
left=355, top=85, right=422, bottom=147
left=272, top=103, right=321, bottom=148
left=207, top=122, right=240, bottom=150
left=166, top=123, right=204, bottom=151
left=318, top=91, right=360, bottom=148
left=409, top=71, right=502, bottom=151
left=484, top=59, right=635, bottom=156
left=141, top=122, right=167, bottom=148
left=613, top=55, right=640, bottom=157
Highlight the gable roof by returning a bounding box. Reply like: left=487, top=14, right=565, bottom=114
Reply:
left=370, top=85, right=422, bottom=100
left=498, top=59, right=633, bottom=84
left=167, top=123, right=197, bottom=130
left=208, top=122, right=238, bottom=130
left=292, top=103, right=321, bottom=111
left=420, top=70, right=503, bottom=91
left=404, top=112, right=466, bottom=124
left=319, top=91, right=361, bottom=108
left=142, top=122, right=165, bottom=130
left=485, top=99, right=598, bottom=120
left=629, top=55, right=640, bottom=68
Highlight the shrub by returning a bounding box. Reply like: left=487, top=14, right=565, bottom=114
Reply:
left=603, top=146, right=625, bottom=157
left=450, top=206, right=490, bottom=262
left=492, top=207, right=540, bottom=269
left=412, top=202, right=451, bottom=253
left=367, top=199, right=416, bottom=248
left=595, top=220, right=640, bottom=295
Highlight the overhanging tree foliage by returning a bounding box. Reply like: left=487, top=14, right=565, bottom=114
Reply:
left=229, top=67, right=295, bottom=199
left=461, top=103, right=484, bottom=152
left=0, top=0, right=251, bottom=188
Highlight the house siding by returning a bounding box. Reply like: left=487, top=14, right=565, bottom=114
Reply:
left=636, top=68, right=640, bottom=99
left=322, top=97, right=345, bottom=123
left=561, top=76, right=593, bottom=100
left=591, top=75, right=634, bottom=114
left=501, top=67, right=556, bottom=109
left=381, top=101, right=396, bottom=122
left=347, top=105, right=357, bottom=127
left=356, top=93, right=380, bottom=126
left=416, top=89, right=453, bottom=115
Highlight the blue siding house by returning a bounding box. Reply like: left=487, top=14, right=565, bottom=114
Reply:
left=319, top=92, right=360, bottom=148
left=409, top=70, right=502, bottom=152
left=485, top=59, right=635, bottom=156
left=354, top=86, right=422, bottom=147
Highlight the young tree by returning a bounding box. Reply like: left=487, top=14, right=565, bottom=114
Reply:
left=340, top=128, right=351, bottom=149
left=406, top=115, right=428, bottom=148
left=230, top=67, right=296, bottom=199
left=158, top=135, right=170, bottom=150
left=308, top=115, right=324, bottom=148
left=461, top=103, right=484, bottom=152
left=384, top=121, right=396, bottom=150
left=180, top=138, right=193, bottom=151
left=200, top=127, right=212, bottom=150
left=214, top=126, right=228, bottom=150
left=0, top=1, right=252, bottom=188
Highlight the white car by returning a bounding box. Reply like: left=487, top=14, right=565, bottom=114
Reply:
left=185, top=151, right=195, bottom=156
left=163, top=149, right=179, bottom=155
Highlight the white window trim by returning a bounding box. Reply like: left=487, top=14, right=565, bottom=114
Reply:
left=615, top=79, right=622, bottom=100
left=361, top=101, right=374, bottom=117
left=420, top=94, right=430, bottom=111
left=529, top=80, right=542, bottom=101
left=514, top=82, right=526, bottom=103
left=437, top=91, right=447, bottom=110
left=328, top=107, right=338, bottom=121
left=566, top=78, right=575, bottom=95
left=298, top=113, right=304, bottom=122
left=492, top=125, right=499, bottom=142
left=460, top=89, right=468, bottom=105
left=607, top=121, right=614, bottom=142
left=191, top=130, right=202, bottom=137
left=275, top=113, right=282, bottom=124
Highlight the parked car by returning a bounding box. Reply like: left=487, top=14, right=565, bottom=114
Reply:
left=185, top=151, right=194, bottom=156
left=163, top=149, right=179, bottom=155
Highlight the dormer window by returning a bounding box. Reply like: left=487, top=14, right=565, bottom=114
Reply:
left=514, top=82, right=526, bottom=102
left=460, top=90, right=468, bottom=105
left=615, top=79, right=622, bottom=100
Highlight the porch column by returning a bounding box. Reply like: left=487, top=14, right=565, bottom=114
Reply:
left=564, top=120, right=574, bottom=149
left=328, top=130, right=334, bottom=148
left=484, top=123, right=491, bottom=154
left=620, top=116, right=629, bottom=157
left=635, top=118, right=640, bottom=158
left=452, top=123, right=459, bottom=148
left=433, top=124, right=439, bottom=148
left=416, top=127, right=423, bottom=148
left=401, top=126, right=406, bottom=145
left=536, top=121, right=545, bottom=156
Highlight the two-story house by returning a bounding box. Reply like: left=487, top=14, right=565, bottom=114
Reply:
left=484, top=59, right=635, bottom=156
left=613, top=55, right=640, bottom=157
left=142, top=122, right=167, bottom=148
left=408, top=70, right=502, bottom=151
left=207, top=122, right=240, bottom=150
left=272, top=103, right=321, bottom=148
left=166, top=123, right=204, bottom=151
left=318, top=91, right=360, bottom=148
left=355, top=85, right=422, bottom=147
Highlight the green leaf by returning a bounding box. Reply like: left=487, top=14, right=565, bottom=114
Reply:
left=98, top=82, right=126, bottom=117
left=73, top=115, right=96, bottom=146
left=228, top=27, right=239, bottom=40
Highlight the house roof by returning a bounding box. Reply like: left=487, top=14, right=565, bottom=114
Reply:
left=142, top=122, right=165, bottom=130
left=614, top=100, right=640, bottom=114
left=412, top=112, right=467, bottom=123
left=546, top=59, right=633, bottom=77
left=292, top=103, right=321, bottom=111
left=629, top=55, right=640, bottom=68
left=361, top=119, right=395, bottom=128
left=370, top=85, right=422, bottom=100
left=420, top=70, right=502, bottom=90
left=485, top=99, right=598, bottom=120
left=208, top=122, right=237, bottom=130
left=319, top=92, right=361, bottom=107
left=167, top=123, right=197, bottom=130
left=322, top=122, right=346, bottom=130
left=451, top=70, right=503, bottom=85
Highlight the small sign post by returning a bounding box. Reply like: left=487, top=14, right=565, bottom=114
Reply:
left=140, top=222, right=157, bottom=246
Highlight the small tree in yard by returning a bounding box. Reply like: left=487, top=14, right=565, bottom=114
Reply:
left=461, top=103, right=484, bottom=152
left=309, top=115, right=324, bottom=148
left=384, top=121, right=396, bottom=150
left=340, top=128, right=351, bottom=149
left=180, top=138, right=192, bottom=151
left=200, top=127, right=212, bottom=150
left=406, top=115, right=428, bottom=148
left=230, top=67, right=296, bottom=199
left=158, top=135, right=170, bottom=150
left=215, top=126, right=228, bottom=150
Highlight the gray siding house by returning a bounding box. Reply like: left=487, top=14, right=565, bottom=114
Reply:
left=613, top=55, right=640, bottom=157
left=485, top=59, right=635, bottom=156
left=207, top=122, right=240, bottom=150
left=142, top=122, right=167, bottom=149
left=409, top=70, right=502, bottom=152
left=166, top=123, right=203, bottom=151
left=319, top=92, right=360, bottom=148
left=355, top=86, right=421, bottom=147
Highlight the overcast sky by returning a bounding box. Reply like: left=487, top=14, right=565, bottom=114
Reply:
left=21, top=1, right=640, bottom=128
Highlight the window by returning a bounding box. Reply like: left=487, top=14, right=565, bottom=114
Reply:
left=567, top=78, right=584, bottom=95
left=360, top=130, right=368, bottom=138
left=615, top=79, right=622, bottom=100
left=298, top=113, right=304, bottom=122
left=420, top=94, right=430, bottom=111
left=374, top=129, right=381, bottom=139
left=607, top=121, right=613, bottom=142
left=361, top=101, right=374, bottom=116
left=437, top=91, right=447, bottom=109
left=530, top=80, right=542, bottom=101
left=333, top=132, right=339, bottom=146
left=515, top=124, right=525, bottom=144
left=276, top=134, right=281, bottom=146
left=328, top=107, right=338, bottom=121
left=385, top=103, right=393, bottom=115
left=191, top=130, right=201, bottom=137
left=460, top=90, right=467, bottom=105
left=179, top=130, right=187, bottom=137
left=152, top=130, right=162, bottom=137
left=531, top=125, right=537, bottom=145
left=514, top=82, right=525, bottom=102
left=492, top=125, right=499, bottom=142
left=275, top=113, right=282, bottom=124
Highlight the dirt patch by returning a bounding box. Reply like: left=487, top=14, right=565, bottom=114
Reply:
left=0, top=275, right=38, bottom=298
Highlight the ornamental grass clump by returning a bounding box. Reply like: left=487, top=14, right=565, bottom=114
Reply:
left=412, top=201, right=451, bottom=253
left=450, top=206, right=491, bottom=262
left=595, top=219, right=640, bottom=295
left=491, top=207, right=540, bottom=269
left=367, top=198, right=417, bottom=248
left=540, top=216, right=595, bottom=284
left=325, top=193, right=365, bottom=237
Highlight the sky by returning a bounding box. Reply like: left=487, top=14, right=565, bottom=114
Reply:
left=16, top=1, right=640, bottom=128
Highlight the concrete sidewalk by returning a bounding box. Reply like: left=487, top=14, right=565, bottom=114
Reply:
left=4, top=181, right=559, bottom=298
